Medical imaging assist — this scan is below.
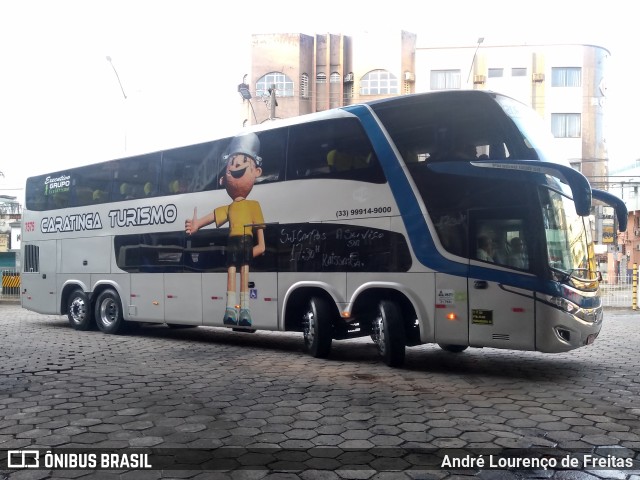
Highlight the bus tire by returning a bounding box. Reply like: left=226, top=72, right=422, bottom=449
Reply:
left=95, top=289, right=126, bottom=335
left=372, top=300, right=406, bottom=368
left=67, top=289, right=94, bottom=331
left=438, top=344, right=468, bottom=353
left=302, top=296, right=333, bottom=358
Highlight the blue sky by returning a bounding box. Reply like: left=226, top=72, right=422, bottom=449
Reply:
left=1, top=0, right=637, bottom=203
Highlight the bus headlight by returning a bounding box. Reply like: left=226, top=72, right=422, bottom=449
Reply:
left=546, top=294, right=600, bottom=324
left=550, top=295, right=579, bottom=315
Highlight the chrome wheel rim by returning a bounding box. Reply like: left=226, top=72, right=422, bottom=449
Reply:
left=69, top=297, right=86, bottom=324
left=99, top=298, right=118, bottom=328
left=303, top=308, right=316, bottom=347
left=372, top=310, right=386, bottom=355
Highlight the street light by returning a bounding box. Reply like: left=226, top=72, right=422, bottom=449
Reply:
left=106, top=56, right=128, bottom=151
left=238, top=74, right=258, bottom=125
left=238, top=74, right=252, bottom=100
left=467, top=37, right=484, bottom=85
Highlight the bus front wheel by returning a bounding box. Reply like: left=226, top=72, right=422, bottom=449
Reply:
left=67, top=289, right=93, bottom=331
left=372, top=300, right=406, bottom=368
left=95, top=289, right=125, bottom=335
left=302, top=297, right=333, bottom=358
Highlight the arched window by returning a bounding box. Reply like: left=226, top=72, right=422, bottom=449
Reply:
left=256, top=72, right=294, bottom=97
left=316, top=72, right=326, bottom=84
left=300, top=73, right=309, bottom=98
left=330, top=72, right=341, bottom=83
left=360, top=69, right=399, bottom=95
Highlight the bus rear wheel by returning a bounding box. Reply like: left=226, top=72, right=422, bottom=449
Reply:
left=67, top=289, right=93, bottom=331
left=302, top=296, right=333, bottom=358
left=95, top=289, right=126, bottom=334
left=372, top=300, right=406, bottom=367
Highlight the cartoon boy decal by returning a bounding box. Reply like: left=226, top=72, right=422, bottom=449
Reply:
left=185, top=132, right=265, bottom=327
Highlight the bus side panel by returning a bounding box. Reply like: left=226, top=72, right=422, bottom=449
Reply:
left=433, top=273, right=469, bottom=346
left=202, top=273, right=228, bottom=327
left=165, top=273, right=203, bottom=325
left=201, top=272, right=278, bottom=329
left=60, top=236, right=112, bottom=273
left=129, top=273, right=165, bottom=323
left=21, top=240, right=59, bottom=315
left=240, top=271, right=278, bottom=330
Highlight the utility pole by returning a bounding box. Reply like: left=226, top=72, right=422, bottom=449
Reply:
left=467, top=37, right=484, bottom=86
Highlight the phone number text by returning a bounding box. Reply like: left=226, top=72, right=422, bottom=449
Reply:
left=336, top=206, right=392, bottom=218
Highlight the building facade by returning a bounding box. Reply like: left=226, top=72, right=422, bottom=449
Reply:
left=246, top=34, right=609, bottom=186
left=245, top=31, right=416, bottom=124
left=415, top=42, right=609, bottom=189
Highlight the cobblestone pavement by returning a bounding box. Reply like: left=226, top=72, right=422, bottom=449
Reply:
left=1, top=303, right=639, bottom=479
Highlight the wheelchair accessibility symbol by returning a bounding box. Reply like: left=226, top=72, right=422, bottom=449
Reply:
left=249, top=289, right=257, bottom=299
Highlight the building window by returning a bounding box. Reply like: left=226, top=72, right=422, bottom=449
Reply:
left=551, top=113, right=581, bottom=138
left=512, top=68, right=527, bottom=77
left=551, top=67, right=582, bottom=87
left=330, top=72, right=341, bottom=83
left=430, top=70, right=461, bottom=90
left=256, top=72, right=294, bottom=97
left=316, top=72, right=326, bottom=84
left=301, top=73, right=309, bottom=98
left=488, top=68, right=503, bottom=78
left=360, top=69, right=399, bottom=95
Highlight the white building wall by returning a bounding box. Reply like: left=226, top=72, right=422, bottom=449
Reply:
left=415, top=43, right=595, bottom=167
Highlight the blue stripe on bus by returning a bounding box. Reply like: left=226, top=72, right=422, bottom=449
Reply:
left=346, top=104, right=555, bottom=295
left=346, top=104, right=462, bottom=274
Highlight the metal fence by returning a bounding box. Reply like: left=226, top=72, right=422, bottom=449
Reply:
left=0, top=268, right=20, bottom=301
left=601, top=274, right=636, bottom=309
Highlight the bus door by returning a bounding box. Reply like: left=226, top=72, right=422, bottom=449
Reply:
left=467, top=213, right=535, bottom=350
left=21, top=241, right=58, bottom=314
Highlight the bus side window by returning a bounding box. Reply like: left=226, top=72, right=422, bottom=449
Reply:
left=113, top=153, right=161, bottom=201
left=161, top=142, right=221, bottom=196
left=287, top=118, right=385, bottom=183
left=253, top=129, right=286, bottom=185
left=73, top=162, right=116, bottom=206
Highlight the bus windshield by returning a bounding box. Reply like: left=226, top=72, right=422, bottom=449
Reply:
left=541, top=184, right=596, bottom=281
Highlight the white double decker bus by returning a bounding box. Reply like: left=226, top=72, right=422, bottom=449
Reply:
left=21, top=91, right=626, bottom=367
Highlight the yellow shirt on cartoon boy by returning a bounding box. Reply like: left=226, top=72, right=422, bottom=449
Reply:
left=214, top=199, right=264, bottom=237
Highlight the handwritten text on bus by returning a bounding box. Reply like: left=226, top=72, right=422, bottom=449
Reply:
left=40, top=204, right=178, bottom=233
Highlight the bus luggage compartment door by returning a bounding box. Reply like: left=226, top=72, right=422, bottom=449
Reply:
left=165, top=273, right=203, bottom=325
left=129, top=274, right=165, bottom=323
left=468, top=276, right=535, bottom=350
